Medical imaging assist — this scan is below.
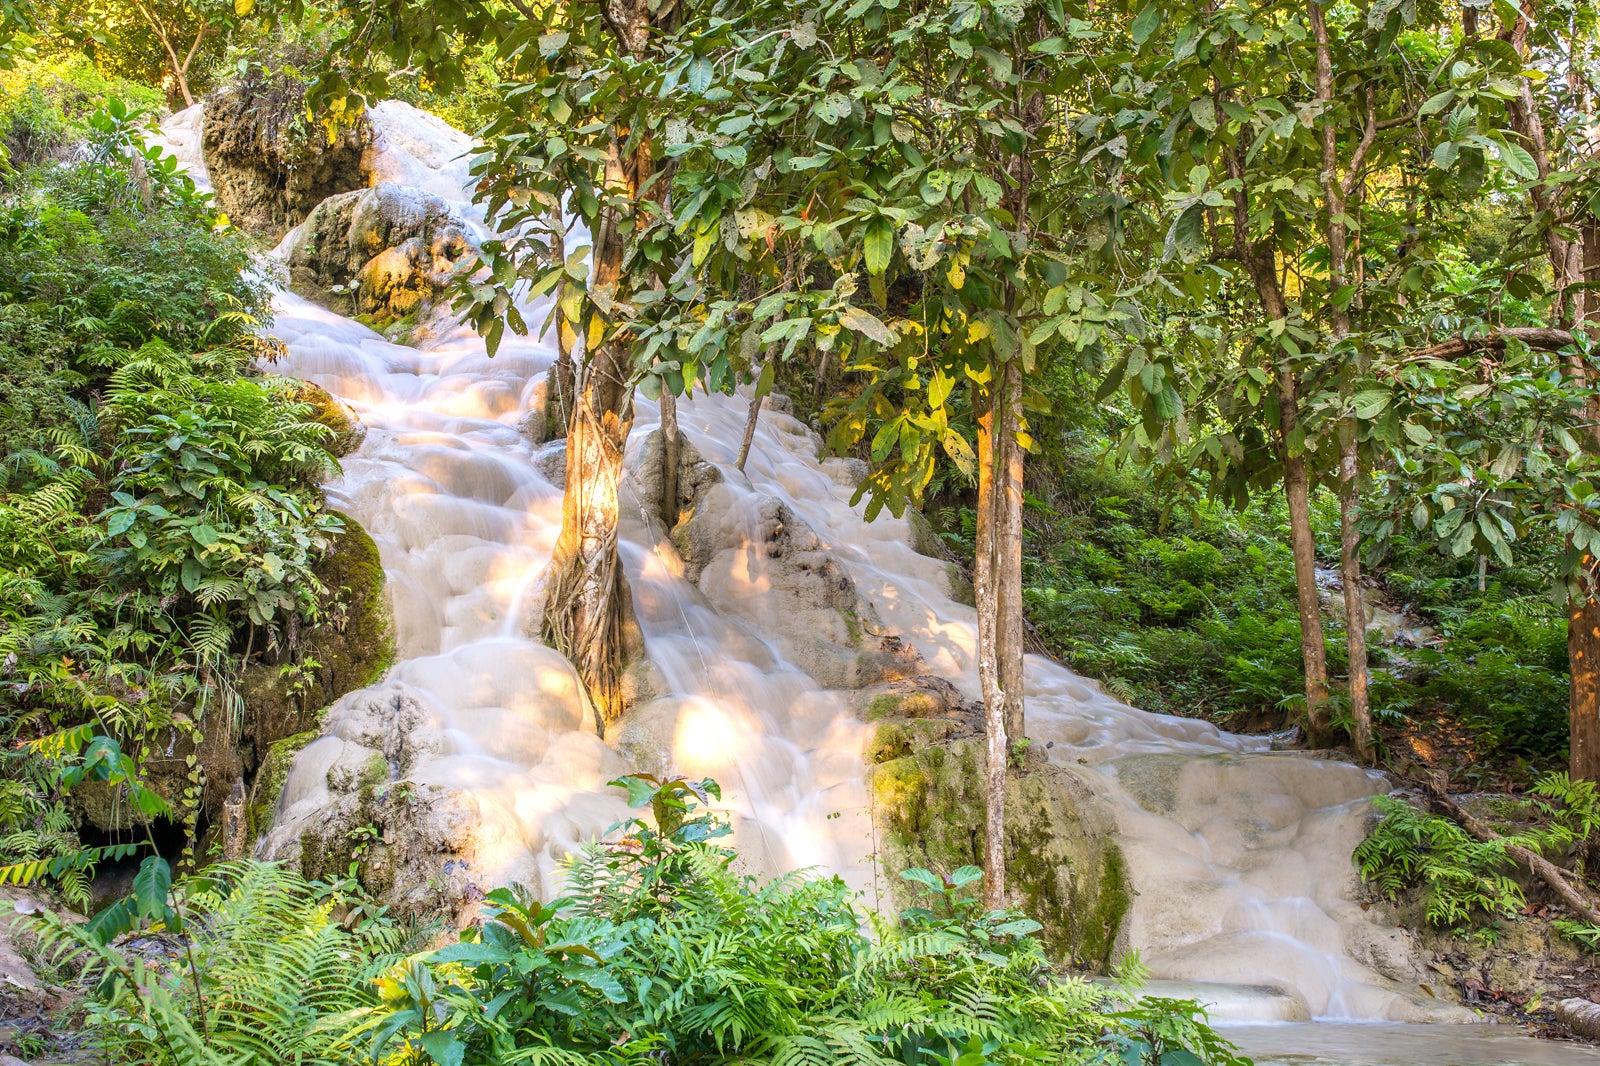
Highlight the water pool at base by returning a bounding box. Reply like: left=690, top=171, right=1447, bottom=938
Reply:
left=1222, top=1023, right=1600, bottom=1066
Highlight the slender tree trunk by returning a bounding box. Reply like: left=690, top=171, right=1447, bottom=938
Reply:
left=1338, top=430, right=1372, bottom=761
left=1571, top=215, right=1600, bottom=779
left=130, top=0, right=194, bottom=107
left=974, top=382, right=1007, bottom=911
left=1573, top=586, right=1600, bottom=781
left=1283, top=441, right=1333, bottom=745
left=996, top=357, right=1025, bottom=744
left=658, top=389, right=680, bottom=526
left=1227, top=139, right=1332, bottom=744
left=1308, top=2, right=1371, bottom=755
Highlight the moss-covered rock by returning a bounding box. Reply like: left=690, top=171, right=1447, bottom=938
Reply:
left=248, top=729, right=319, bottom=838
left=871, top=737, right=1130, bottom=969
left=203, top=512, right=392, bottom=838
left=289, top=380, right=365, bottom=457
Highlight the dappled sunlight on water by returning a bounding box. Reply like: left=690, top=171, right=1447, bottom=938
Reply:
left=149, top=100, right=1525, bottom=1031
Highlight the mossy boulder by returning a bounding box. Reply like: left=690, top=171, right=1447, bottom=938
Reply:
left=211, top=513, right=392, bottom=835
left=248, top=729, right=319, bottom=839
left=290, top=380, right=365, bottom=457
left=233, top=513, right=392, bottom=757
left=871, top=737, right=1130, bottom=969
left=279, top=182, right=473, bottom=326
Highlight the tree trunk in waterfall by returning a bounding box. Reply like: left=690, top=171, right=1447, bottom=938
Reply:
left=1338, top=431, right=1372, bottom=762
left=975, top=382, right=1007, bottom=911
left=735, top=392, right=763, bottom=474
left=541, top=386, right=633, bottom=732
left=658, top=389, right=680, bottom=527
left=1573, top=588, right=1600, bottom=781
left=997, top=357, right=1025, bottom=744
left=540, top=129, right=642, bottom=731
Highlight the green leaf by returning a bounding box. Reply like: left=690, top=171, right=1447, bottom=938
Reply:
left=753, top=360, right=775, bottom=399
left=1497, top=137, right=1538, bottom=180
left=418, top=1031, right=465, bottom=1066
left=863, top=218, right=894, bottom=276
left=687, top=57, right=714, bottom=94
left=131, top=856, right=171, bottom=923
left=948, top=865, right=983, bottom=888
left=1130, top=1, right=1162, bottom=46
left=1418, top=90, right=1455, bottom=116
left=839, top=305, right=894, bottom=345
left=1351, top=389, right=1392, bottom=420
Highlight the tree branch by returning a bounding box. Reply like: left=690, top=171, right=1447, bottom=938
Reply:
left=1409, top=326, right=1577, bottom=361
left=1420, top=782, right=1600, bottom=927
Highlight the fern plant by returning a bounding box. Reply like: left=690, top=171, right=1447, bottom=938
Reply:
left=1356, top=773, right=1600, bottom=936
left=37, top=861, right=403, bottom=1066
left=363, top=774, right=1243, bottom=1066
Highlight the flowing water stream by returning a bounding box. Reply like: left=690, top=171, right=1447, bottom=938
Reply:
left=155, top=104, right=1600, bottom=1063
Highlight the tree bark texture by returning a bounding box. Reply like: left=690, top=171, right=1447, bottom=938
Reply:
left=1311, top=0, right=1372, bottom=759
left=1283, top=392, right=1333, bottom=745
left=1338, top=432, right=1372, bottom=761
left=658, top=388, right=680, bottom=526
left=1574, top=576, right=1600, bottom=781
left=1226, top=144, right=1332, bottom=744
left=997, top=358, right=1025, bottom=744
left=539, top=117, right=645, bottom=731
left=975, top=384, right=1007, bottom=911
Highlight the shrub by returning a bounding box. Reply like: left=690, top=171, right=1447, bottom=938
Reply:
left=0, top=102, right=338, bottom=900
left=38, top=861, right=405, bottom=1065
left=359, top=775, right=1245, bottom=1066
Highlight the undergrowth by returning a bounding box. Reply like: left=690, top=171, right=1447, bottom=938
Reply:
left=0, top=95, right=340, bottom=903
left=40, top=774, right=1247, bottom=1066
left=1356, top=773, right=1600, bottom=944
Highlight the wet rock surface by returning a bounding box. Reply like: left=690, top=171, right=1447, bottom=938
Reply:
left=202, top=78, right=370, bottom=240
left=280, top=182, right=472, bottom=324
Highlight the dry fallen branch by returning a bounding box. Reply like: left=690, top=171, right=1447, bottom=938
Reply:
left=1421, top=782, right=1600, bottom=927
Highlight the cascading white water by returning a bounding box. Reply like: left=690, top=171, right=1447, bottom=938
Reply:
left=158, top=103, right=1499, bottom=1031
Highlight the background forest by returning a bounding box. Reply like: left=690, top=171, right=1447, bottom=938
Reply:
left=2, top=0, right=1600, bottom=1059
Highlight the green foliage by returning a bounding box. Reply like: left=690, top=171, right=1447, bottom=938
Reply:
left=1356, top=775, right=1600, bottom=935
left=0, top=100, right=340, bottom=898
left=1013, top=448, right=1319, bottom=720
left=39, top=861, right=405, bottom=1066
left=0, top=53, right=164, bottom=167
left=362, top=775, right=1241, bottom=1066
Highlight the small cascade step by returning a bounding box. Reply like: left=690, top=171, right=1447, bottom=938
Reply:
left=1134, top=979, right=1312, bottom=1023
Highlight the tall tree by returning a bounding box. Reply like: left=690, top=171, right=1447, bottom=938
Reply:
left=611, top=0, right=1126, bottom=905
left=1098, top=0, right=1486, bottom=756
left=301, top=0, right=680, bottom=730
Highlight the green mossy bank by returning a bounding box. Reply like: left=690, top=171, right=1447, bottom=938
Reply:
left=864, top=686, right=1130, bottom=970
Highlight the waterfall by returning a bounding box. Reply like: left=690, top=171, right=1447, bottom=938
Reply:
left=158, top=102, right=1471, bottom=1027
